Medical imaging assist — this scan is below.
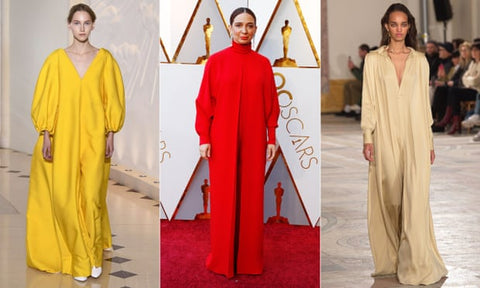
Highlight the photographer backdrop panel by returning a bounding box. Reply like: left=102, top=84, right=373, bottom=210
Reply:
left=1, top=0, right=159, bottom=186
left=160, top=0, right=320, bottom=226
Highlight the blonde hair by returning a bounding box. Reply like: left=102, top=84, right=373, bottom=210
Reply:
left=459, top=41, right=472, bottom=69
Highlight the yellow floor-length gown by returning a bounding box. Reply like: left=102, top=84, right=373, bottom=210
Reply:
left=361, top=46, right=448, bottom=285
left=26, top=48, right=125, bottom=277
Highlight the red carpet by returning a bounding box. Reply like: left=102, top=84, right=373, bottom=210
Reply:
left=160, top=219, right=320, bottom=288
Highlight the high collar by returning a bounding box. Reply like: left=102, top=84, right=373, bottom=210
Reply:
left=231, top=41, right=252, bottom=54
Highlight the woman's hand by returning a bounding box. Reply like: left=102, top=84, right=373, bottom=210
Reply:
left=430, top=149, right=435, bottom=165
left=200, top=144, right=211, bottom=160
left=42, top=131, right=52, bottom=161
left=105, top=132, right=114, bottom=158
left=363, top=143, right=374, bottom=162
left=266, top=144, right=276, bottom=161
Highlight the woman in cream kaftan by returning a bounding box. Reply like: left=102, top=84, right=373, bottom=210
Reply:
left=26, top=5, right=125, bottom=279
left=361, top=3, right=447, bottom=285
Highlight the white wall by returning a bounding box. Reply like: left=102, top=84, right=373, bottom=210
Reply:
left=327, top=0, right=420, bottom=79
left=90, top=0, right=159, bottom=178
left=2, top=0, right=159, bottom=179
left=2, top=0, right=69, bottom=151
left=327, top=0, right=478, bottom=80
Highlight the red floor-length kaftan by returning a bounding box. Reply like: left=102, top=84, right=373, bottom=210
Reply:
left=195, top=41, right=280, bottom=278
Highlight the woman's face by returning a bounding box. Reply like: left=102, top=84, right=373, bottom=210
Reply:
left=68, top=11, right=94, bottom=43
left=472, top=47, right=480, bottom=62
left=385, top=11, right=409, bottom=44
left=460, top=45, right=471, bottom=60
left=229, top=13, right=256, bottom=45
left=451, top=56, right=460, bottom=66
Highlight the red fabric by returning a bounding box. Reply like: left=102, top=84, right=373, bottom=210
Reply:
left=195, top=41, right=279, bottom=278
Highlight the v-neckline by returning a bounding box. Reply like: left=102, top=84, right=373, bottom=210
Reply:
left=387, top=49, right=412, bottom=90
left=63, top=48, right=101, bottom=80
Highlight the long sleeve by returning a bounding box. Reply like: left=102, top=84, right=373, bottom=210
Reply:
left=264, top=64, right=280, bottom=144
left=462, top=61, right=480, bottom=92
left=360, top=53, right=376, bottom=144
left=102, top=51, right=125, bottom=133
left=421, top=57, right=434, bottom=150
left=195, top=60, right=215, bottom=145
left=31, top=52, right=60, bottom=134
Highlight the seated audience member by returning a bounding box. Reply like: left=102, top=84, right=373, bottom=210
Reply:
left=431, top=50, right=463, bottom=131
left=336, top=44, right=369, bottom=118
left=462, top=93, right=480, bottom=133
left=431, top=41, right=472, bottom=130
left=434, top=42, right=480, bottom=134
left=452, top=38, right=465, bottom=50
left=426, top=40, right=440, bottom=80
left=435, top=42, right=454, bottom=82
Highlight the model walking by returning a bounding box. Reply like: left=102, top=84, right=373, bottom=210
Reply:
left=361, top=3, right=447, bottom=285
left=26, top=3, right=125, bottom=282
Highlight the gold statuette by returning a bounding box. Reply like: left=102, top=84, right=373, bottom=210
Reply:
left=267, top=182, right=290, bottom=224
left=274, top=20, right=297, bottom=67
left=195, top=179, right=211, bottom=219
left=196, top=18, right=213, bottom=64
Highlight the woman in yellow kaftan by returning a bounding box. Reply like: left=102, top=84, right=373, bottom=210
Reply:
left=25, top=4, right=125, bottom=281
left=361, top=3, right=447, bottom=285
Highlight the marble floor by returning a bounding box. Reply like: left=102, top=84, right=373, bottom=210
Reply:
left=0, top=148, right=159, bottom=288
left=321, top=114, right=480, bottom=288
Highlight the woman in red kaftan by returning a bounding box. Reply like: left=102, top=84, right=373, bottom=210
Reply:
left=195, top=7, right=280, bottom=278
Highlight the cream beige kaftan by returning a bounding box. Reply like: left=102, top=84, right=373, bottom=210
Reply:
left=361, top=46, right=447, bottom=285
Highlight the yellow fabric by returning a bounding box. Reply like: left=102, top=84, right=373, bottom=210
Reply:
left=26, top=48, right=125, bottom=277
left=361, top=46, right=447, bottom=285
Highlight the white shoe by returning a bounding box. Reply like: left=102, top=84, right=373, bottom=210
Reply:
left=74, top=276, right=88, bottom=282
left=103, top=247, right=113, bottom=252
left=91, top=266, right=102, bottom=278
left=462, top=114, right=480, bottom=128
left=350, top=104, right=361, bottom=113
left=473, top=132, right=480, bottom=142
left=344, top=105, right=352, bottom=113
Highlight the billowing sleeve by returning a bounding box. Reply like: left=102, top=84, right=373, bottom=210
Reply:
left=264, top=63, right=279, bottom=144
left=31, top=52, right=60, bottom=134
left=195, top=59, right=215, bottom=145
left=360, top=53, right=376, bottom=144
left=103, top=50, right=125, bottom=133
left=421, top=56, right=434, bottom=150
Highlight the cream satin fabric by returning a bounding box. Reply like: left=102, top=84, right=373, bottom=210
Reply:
left=361, top=46, right=447, bottom=285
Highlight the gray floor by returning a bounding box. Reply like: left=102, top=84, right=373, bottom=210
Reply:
left=321, top=114, right=480, bottom=288
left=0, top=148, right=159, bottom=288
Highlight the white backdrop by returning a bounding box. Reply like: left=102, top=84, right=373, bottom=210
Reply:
left=1, top=0, right=159, bottom=180
left=160, top=0, right=320, bottom=226
left=90, top=0, right=159, bottom=178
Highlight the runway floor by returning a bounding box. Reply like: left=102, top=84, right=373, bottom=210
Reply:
left=0, top=147, right=159, bottom=288
left=321, top=114, right=480, bottom=287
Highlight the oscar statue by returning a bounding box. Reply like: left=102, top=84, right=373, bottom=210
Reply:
left=195, top=178, right=211, bottom=219
left=267, top=182, right=289, bottom=224
left=196, top=18, right=213, bottom=64
left=274, top=20, right=298, bottom=67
